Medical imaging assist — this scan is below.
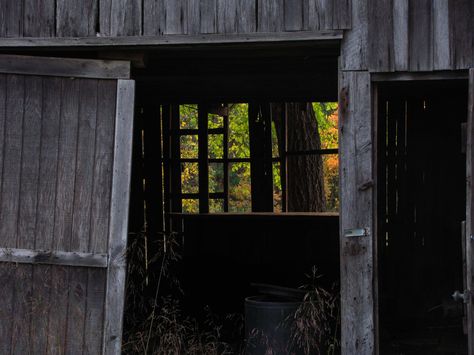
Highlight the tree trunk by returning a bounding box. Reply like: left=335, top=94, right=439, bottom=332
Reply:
left=272, top=103, right=326, bottom=212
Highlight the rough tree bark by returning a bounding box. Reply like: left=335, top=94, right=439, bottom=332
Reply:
left=272, top=103, right=326, bottom=212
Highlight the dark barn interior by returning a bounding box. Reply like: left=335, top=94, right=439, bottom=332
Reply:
left=377, top=80, right=468, bottom=354
left=122, top=42, right=342, bottom=351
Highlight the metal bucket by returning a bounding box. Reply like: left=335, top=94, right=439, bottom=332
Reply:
left=245, top=295, right=303, bottom=355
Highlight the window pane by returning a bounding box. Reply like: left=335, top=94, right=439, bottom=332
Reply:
left=210, top=199, right=224, bottom=213
left=273, top=162, right=282, bottom=212
left=181, top=163, right=199, bottom=194
left=323, top=154, right=339, bottom=212
left=208, top=112, right=223, bottom=129
left=208, top=134, right=224, bottom=159
left=209, top=163, right=224, bottom=193
left=180, top=104, right=198, bottom=129
left=313, top=102, right=338, bottom=149
left=180, top=135, right=198, bottom=159
left=182, top=199, right=199, bottom=213
left=229, top=162, right=251, bottom=212
left=229, top=104, right=250, bottom=159
left=271, top=120, right=280, bottom=158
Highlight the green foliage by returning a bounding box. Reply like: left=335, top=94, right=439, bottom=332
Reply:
left=178, top=102, right=339, bottom=214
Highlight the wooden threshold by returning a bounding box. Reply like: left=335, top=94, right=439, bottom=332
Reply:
left=0, top=31, right=343, bottom=50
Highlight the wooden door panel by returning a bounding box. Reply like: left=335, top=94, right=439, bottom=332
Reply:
left=0, top=56, right=133, bottom=354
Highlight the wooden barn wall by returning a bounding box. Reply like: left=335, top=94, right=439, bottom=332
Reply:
left=0, top=0, right=350, bottom=38
left=342, top=0, right=474, bottom=72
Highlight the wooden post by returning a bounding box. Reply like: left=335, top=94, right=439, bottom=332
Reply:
left=198, top=104, right=210, bottom=213
left=339, top=71, right=375, bottom=355
left=249, top=102, right=273, bottom=212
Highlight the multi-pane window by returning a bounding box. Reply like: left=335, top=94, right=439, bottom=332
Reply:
left=162, top=102, right=339, bottom=214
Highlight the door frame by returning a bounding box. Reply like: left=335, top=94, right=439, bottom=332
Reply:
left=371, top=70, right=470, bottom=355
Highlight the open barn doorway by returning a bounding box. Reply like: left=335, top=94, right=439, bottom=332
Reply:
left=376, top=80, right=469, bottom=354
left=122, top=44, right=343, bottom=353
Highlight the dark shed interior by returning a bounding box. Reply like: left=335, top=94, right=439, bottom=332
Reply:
left=377, top=80, right=468, bottom=354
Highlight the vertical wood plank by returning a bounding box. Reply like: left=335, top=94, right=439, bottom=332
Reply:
left=368, top=0, right=394, bottom=72
left=310, top=0, right=333, bottom=30
left=14, top=77, right=41, bottom=353
left=0, top=75, right=24, bottom=248
left=71, top=79, right=98, bottom=253
left=65, top=79, right=98, bottom=354
left=90, top=80, right=117, bottom=254
left=53, top=78, right=80, bottom=252
left=393, top=0, right=409, bottom=71
left=238, top=0, right=257, bottom=32
left=341, top=0, right=368, bottom=71
left=100, top=0, right=113, bottom=35
left=83, top=270, right=106, bottom=354
left=103, top=79, right=135, bottom=355
left=30, top=265, right=52, bottom=354
left=451, top=0, right=474, bottom=70
left=188, top=0, right=202, bottom=34
left=35, top=77, right=61, bottom=250
left=10, top=265, right=33, bottom=354
left=408, top=0, right=433, bottom=71
left=143, top=0, right=165, bottom=35
left=200, top=0, right=218, bottom=34
left=85, top=81, right=116, bottom=355
left=0, top=264, right=14, bottom=354
left=32, top=77, right=61, bottom=354
left=109, top=0, right=143, bottom=36
left=18, top=76, right=42, bottom=250
left=23, top=0, right=55, bottom=37
left=0, top=1, right=23, bottom=37
left=56, top=0, right=98, bottom=37
left=47, top=266, right=69, bottom=354
left=217, top=0, right=238, bottom=33
left=284, top=0, right=304, bottom=31
left=432, top=0, right=452, bottom=70
left=333, top=0, right=352, bottom=29
left=258, top=0, right=284, bottom=32
left=164, top=0, right=188, bottom=34
left=339, top=71, right=374, bottom=354
left=65, top=268, right=88, bottom=355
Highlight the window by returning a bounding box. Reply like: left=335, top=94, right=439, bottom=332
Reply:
left=162, top=102, right=339, bottom=214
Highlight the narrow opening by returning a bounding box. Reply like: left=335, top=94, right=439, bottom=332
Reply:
left=377, top=80, right=468, bottom=354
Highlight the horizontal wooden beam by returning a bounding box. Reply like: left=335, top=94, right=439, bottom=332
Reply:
left=0, top=54, right=130, bottom=79
left=0, top=31, right=343, bottom=50
left=371, top=70, right=468, bottom=82
left=0, top=248, right=108, bottom=268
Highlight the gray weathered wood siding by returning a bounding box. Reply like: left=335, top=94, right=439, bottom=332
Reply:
left=0, top=0, right=350, bottom=38
left=339, top=71, right=375, bottom=354
left=0, top=73, right=117, bottom=353
left=342, top=0, right=474, bottom=72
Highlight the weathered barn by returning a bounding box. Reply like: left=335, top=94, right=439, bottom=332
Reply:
left=0, top=0, right=473, bottom=354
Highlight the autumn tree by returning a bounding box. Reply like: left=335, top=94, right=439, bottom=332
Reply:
left=272, top=103, right=326, bottom=212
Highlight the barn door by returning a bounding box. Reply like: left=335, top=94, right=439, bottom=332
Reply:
left=0, top=55, right=134, bottom=354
